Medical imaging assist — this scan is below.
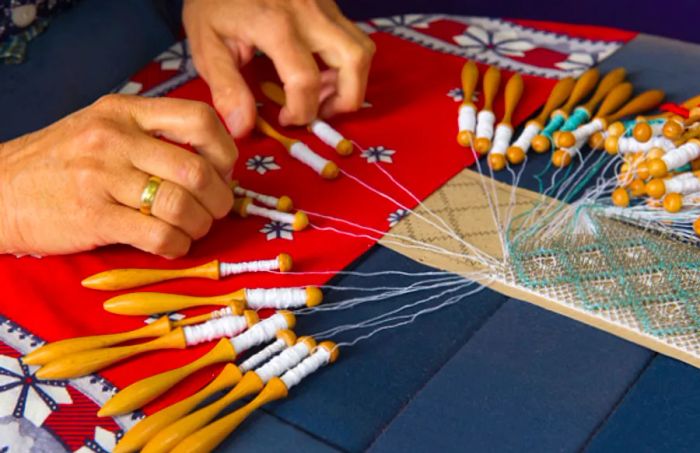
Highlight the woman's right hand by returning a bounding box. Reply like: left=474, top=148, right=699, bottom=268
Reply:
left=0, top=94, right=237, bottom=258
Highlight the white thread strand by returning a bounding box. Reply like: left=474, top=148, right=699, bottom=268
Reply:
left=458, top=104, right=477, bottom=132
left=666, top=175, right=700, bottom=194
left=662, top=141, right=700, bottom=171
left=289, top=142, right=331, bottom=174
left=280, top=347, right=330, bottom=390
left=475, top=110, right=496, bottom=140
left=572, top=118, right=604, bottom=144
left=246, top=203, right=295, bottom=224
left=310, top=120, right=345, bottom=149
left=617, top=136, right=675, bottom=154
left=184, top=315, right=248, bottom=346
left=220, top=257, right=281, bottom=277
left=245, top=288, right=308, bottom=309
left=255, top=342, right=312, bottom=383
left=233, top=186, right=279, bottom=210
left=489, top=124, right=513, bottom=155
left=512, top=122, right=541, bottom=154
left=231, top=313, right=290, bottom=354
left=239, top=339, right=286, bottom=373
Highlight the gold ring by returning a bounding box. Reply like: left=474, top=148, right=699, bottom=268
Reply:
left=139, top=176, right=162, bottom=215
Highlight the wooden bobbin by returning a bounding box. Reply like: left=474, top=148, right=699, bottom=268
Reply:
left=488, top=73, right=523, bottom=171
left=231, top=180, right=294, bottom=212
left=694, top=217, right=700, bottom=236
left=663, top=193, right=683, bottom=213
left=172, top=341, right=339, bottom=453
left=142, top=336, right=316, bottom=453
left=473, top=65, right=501, bottom=155
left=456, top=60, right=479, bottom=147
left=103, top=285, right=322, bottom=316
left=255, top=116, right=339, bottom=179
left=233, top=196, right=309, bottom=231
left=22, top=316, right=173, bottom=366
left=98, top=312, right=295, bottom=417
left=506, top=76, right=574, bottom=164
left=260, top=81, right=353, bottom=156
left=611, top=187, right=630, bottom=207
left=532, top=68, right=600, bottom=153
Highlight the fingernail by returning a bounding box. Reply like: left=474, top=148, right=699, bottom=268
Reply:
left=226, top=109, right=244, bottom=136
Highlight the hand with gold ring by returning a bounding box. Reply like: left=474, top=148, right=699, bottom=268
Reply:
left=0, top=94, right=236, bottom=258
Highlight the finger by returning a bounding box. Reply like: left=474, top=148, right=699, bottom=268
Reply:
left=101, top=205, right=192, bottom=259
left=188, top=29, right=257, bottom=138
left=257, top=21, right=321, bottom=126
left=107, top=169, right=214, bottom=240
left=125, top=134, right=233, bottom=219
left=116, top=95, right=238, bottom=178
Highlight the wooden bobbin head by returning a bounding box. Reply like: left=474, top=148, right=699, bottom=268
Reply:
left=317, top=341, right=340, bottom=363
left=278, top=253, right=293, bottom=272
left=663, top=117, right=685, bottom=140
left=233, top=197, right=252, bottom=217
left=276, top=329, right=297, bottom=347
left=296, top=336, right=317, bottom=351
left=531, top=134, right=551, bottom=153
left=588, top=132, right=606, bottom=150
left=292, top=211, right=309, bottom=231
left=278, top=310, right=297, bottom=330
left=277, top=196, right=294, bottom=212
left=556, top=131, right=576, bottom=149
left=647, top=147, right=666, bottom=160
left=692, top=158, right=700, bottom=171
left=636, top=162, right=650, bottom=181
left=336, top=139, right=354, bottom=156
left=456, top=130, right=474, bottom=148
left=506, top=145, right=526, bottom=165
left=618, top=163, right=632, bottom=186
left=607, top=121, right=626, bottom=137
left=663, top=193, right=683, bottom=213
left=321, top=161, right=340, bottom=179
left=633, top=121, right=654, bottom=142
left=694, top=217, right=700, bottom=236
left=629, top=179, right=647, bottom=197
left=551, top=150, right=572, bottom=168
left=473, top=137, right=492, bottom=155
left=611, top=187, right=630, bottom=207
left=305, top=286, right=323, bottom=307
left=604, top=135, right=620, bottom=155
left=244, top=310, right=260, bottom=327
left=488, top=153, right=507, bottom=171
left=647, top=158, right=669, bottom=178
left=645, top=179, right=666, bottom=199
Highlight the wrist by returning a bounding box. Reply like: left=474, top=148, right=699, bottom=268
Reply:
left=0, top=141, right=17, bottom=254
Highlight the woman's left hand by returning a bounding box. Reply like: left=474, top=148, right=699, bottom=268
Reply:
left=183, top=0, right=376, bottom=138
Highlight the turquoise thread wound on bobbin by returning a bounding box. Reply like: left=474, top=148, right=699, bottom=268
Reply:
left=541, top=113, right=566, bottom=141
left=560, top=107, right=590, bottom=132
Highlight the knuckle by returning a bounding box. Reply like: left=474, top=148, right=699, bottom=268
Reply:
left=147, top=222, right=176, bottom=255
left=157, top=184, right=189, bottom=218
left=79, top=118, right=118, bottom=150
left=213, top=189, right=234, bottom=219
left=192, top=215, right=214, bottom=240
left=345, top=43, right=372, bottom=68
left=264, top=9, right=294, bottom=32
left=93, top=93, right=125, bottom=112
left=182, top=156, right=211, bottom=190
left=190, top=102, right=219, bottom=130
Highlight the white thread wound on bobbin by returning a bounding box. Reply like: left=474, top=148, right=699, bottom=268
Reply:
left=662, top=141, right=700, bottom=171
left=475, top=110, right=496, bottom=140
left=458, top=104, right=476, bottom=132
left=255, top=342, right=312, bottom=383
left=289, top=142, right=330, bottom=174
left=210, top=306, right=235, bottom=319
left=239, top=338, right=286, bottom=373
left=246, top=203, right=295, bottom=225
left=572, top=118, right=604, bottom=144
left=245, top=287, right=307, bottom=309
left=310, top=120, right=344, bottom=148
left=617, top=136, right=675, bottom=154
left=489, top=124, right=513, bottom=155
left=281, top=347, right=331, bottom=390
left=512, top=122, right=541, bottom=153
left=231, top=313, right=290, bottom=354
left=184, top=315, right=247, bottom=346
left=640, top=122, right=664, bottom=140
left=666, top=174, right=700, bottom=194
left=220, top=257, right=280, bottom=278
left=233, top=186, right=279, bottom=210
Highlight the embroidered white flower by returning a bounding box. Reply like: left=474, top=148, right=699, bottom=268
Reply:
left=260, top=221, right=294, bottom=241
left=155, top=41, right=191, bottom=72
left=388, top=209, right=409, bottom=227
left=453, top=26, right=535, bottom=58
left=74, top=426, right=118, bottom=453
left=0, top=420, right=34, bottom=452
left=362, top=146, right=396, bottom=164
left=246, top=155, right=280, bottom=175
left=373, top=14, right=435, bottom=30
left=554, top=49, right=614, bottom=73
left=0, top=355, right=72, bottom=427
left=144, top=312, right=186, bottom=325
left=446, top=87, right=480, bottom=103
left=117, top=81, right=143, bottom=95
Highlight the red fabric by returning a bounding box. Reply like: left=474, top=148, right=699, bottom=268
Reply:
left=0, top=15, right=636, bottom=446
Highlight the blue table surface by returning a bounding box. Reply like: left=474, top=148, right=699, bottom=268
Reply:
left=3, top=2, right=700, bottom=451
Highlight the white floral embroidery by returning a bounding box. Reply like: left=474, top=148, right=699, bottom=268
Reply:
left=372, top=14, right=436, bottom=30
left=260, top=221, right=293, bottom=241
left=453, top=26, right=535, bottom=58
left=74, top=426, right=119, bottom=453
left=246, top=155, right=281, bottom=175
left=362, top=146, right=396, bottom=164
left=0, top=420, right=34, bottom=452
left=116, top=81, right=143, bottom=95
left=144, top=312, right=185, bottom=325
left=388, top=209, right=409, bottom=227
left=155, top=41, right=191, bottom=72
left=0, top=356, right=72, bottom=427
left=446, top=87, right=480, bottom=103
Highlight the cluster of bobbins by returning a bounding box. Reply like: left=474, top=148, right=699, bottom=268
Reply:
left=455, top=61, right=670, bottom=171
left=609, top=103, right=700, bottom=236
left=24, top=254, right=338, bottom=453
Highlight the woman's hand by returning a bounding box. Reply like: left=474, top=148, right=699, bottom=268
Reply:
left=0, top=94, right=236, bottom=258
left=183, top=0, right=375, bottom=138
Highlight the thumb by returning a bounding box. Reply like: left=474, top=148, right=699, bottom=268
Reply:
left=193, top=32, right=256, bottom=138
